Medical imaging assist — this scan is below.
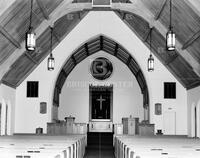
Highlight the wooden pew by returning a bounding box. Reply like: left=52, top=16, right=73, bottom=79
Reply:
left=0, top=134, right=87, bottom=158
left=114, top=135, right=200, bottom=158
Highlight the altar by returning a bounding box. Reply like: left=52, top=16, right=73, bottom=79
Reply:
left=89, top=85, right=113, bottom=132
left=89, top=121, right=113, bottom=133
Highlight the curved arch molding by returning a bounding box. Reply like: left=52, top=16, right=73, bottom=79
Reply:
left=53, top=35, right=149, bottom=108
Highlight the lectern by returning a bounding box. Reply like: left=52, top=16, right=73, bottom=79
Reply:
left=65, top=116, right=75, bottom=134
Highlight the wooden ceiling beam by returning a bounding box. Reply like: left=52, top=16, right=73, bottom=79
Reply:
left=164, top=54, right=179, bottom=65
left=154, top=0, right=168, bottom=20
left=48, top=26, right=60, bottom=42
left=112, top=1, right=200, bottom=77
left=25, top=52, right=38, bottom=65
left=36, top=0, right=49, bottom=20
left=1, top=80, right=16, bottom=89
left=0, top=25, right=21, bottom=49
left=182, top=30, right=200, bottom=50
left=122, top=12, right=126, bottom=20
left=142, top=27, right=151, bottom=42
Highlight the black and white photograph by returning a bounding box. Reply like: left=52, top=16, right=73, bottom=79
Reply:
left=0, top=0, right=200, bottom=157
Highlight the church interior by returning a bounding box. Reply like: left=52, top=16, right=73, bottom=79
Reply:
left=0, top=0, right=200, bottom=157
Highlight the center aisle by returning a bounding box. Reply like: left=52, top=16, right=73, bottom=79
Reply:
left=84, top=132, right=115, bottom=158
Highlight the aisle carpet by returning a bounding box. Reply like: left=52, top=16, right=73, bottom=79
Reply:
left=84, top=132, right=115, bottom=158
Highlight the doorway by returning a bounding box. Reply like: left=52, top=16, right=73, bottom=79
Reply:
left=163, top=111, right=176, bottom=135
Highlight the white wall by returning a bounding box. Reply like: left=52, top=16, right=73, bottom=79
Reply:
left=0, top=84, right=16, bottom=135
left=13, top=11, right=187, bottom=135
left=187, top=86, right=200, bottom=137
left=15, top=59, right=54, bottom=133
left=59, top=51, right=143, bottom=123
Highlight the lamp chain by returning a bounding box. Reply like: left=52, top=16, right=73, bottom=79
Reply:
left=150, top=28, right=152, bottom=55
left=29, top=0, right=33, bottom=29
left=50, top=27, right=53, bottom=54
left=170, top=0, right=172, bottom=29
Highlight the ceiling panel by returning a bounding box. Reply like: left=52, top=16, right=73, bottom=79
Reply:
left=0, top=33, right=16, bottom=64
left=168, top=55, right=200, bottom=87
left=187, top=37, right=200, bottom=63
left=141, top=0, right=165, bottom=16
left=54, top=11, right=87, bottom=39
left=123, top=12, right=150, bottom=40
left=2, top=54, right=35, bottom=87
left=3, top=1, right=44, bottom=43
left=43, top=0, right=64, bottom=15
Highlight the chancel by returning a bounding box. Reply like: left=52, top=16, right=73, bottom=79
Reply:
left=1, top=0, right=200, bottom=158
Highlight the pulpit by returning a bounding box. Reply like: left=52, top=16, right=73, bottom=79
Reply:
left=65, top=116, right=75, bottom=134
left=122, top=117, right=139, bottom=135
left=47, top=116, right=87, bottom=134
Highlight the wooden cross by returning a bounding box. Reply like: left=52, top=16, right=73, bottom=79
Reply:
left=97, top=95, right=106, bottom=110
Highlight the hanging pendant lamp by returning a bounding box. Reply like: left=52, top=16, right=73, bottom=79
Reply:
left=166, top=0, right=175, bottom=51
left=26, top=0, right=36, bottom=51
left=48, top=27, right=55, bottom=71
left=148, top=28, right=154, bottom=72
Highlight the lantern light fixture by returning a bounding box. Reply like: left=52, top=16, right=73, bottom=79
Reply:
left=166, top=0, right=175, bottom=51
left=47, top=27, right=55, bottom=71
left=148, top=28, right=154, bottom=72
left=26, top=0, right=36, bottom=51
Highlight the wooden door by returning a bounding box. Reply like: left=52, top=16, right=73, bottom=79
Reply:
left=163, top=112, right=176, bottom=135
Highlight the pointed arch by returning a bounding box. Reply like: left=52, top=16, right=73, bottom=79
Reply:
left=53, top=35, right=149, bottom=120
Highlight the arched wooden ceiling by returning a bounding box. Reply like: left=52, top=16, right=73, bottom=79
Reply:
left=53, top=35, right=149, bottom=108
left=0, top=0, right=200, bottom=90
